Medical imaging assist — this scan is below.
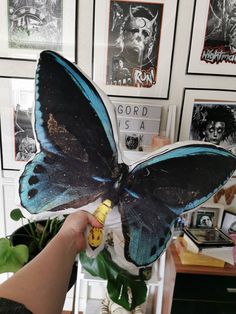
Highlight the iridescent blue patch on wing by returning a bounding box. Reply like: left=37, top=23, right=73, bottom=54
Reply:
left=92, top=176, right=112, bottom=183
left=124, top=188, right=140, bottom=199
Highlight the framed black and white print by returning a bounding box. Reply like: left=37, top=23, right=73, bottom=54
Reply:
left=0, top=0, right=77, bottom=62
left=179, top=89, right=236, bottom=155
left=221, top=211, right=236, bottom=234
left=0, top=77, right=37, bottom=170
left=187, top=0, right=236, bottom=76
left=93, top=0, right=178, bottom=98
left=191, top=203, right=224, bottom=228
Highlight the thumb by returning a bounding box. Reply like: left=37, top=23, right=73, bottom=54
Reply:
left=86, top=212, right=103, bottom=228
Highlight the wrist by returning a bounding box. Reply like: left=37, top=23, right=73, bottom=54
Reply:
left=54, top=230, right=78, bottom=257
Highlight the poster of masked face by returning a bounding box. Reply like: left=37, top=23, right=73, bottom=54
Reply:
left=107, top=2, right=162, bottom=88
left=187, top=0, right=236, bottom=75
left=93, top=0, right=178, bottom=98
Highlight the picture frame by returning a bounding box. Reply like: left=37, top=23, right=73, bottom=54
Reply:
left=221, top=211, right=236, bottom=234
left=0, top=77, right=37, bottom=171
left=0, top=0, right=77, bottom=62
left=183, top=227, right=234, bottom=247
left=187, top=0, right=236, bottom=76
left=178, top=88, right=236, bottom=155
left=93, top=0, right=178, bottom=99
left=111, top=99, right=162, bottom=153
left=191, top=203, right=224, bottom=229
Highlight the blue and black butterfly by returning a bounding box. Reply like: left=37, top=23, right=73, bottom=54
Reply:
left=19, top=50, right=236, bottom=267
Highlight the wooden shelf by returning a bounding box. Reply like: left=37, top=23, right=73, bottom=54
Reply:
left=170, top=240, right=236, bottom=277
left=162, top=241, right=236, bottom=314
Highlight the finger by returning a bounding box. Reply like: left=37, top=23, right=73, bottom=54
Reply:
left=86, top=212, right=103, bottom=228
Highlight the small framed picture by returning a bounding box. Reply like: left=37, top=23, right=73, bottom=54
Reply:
left=221, top=211, right=236, bottom=234
left=191, top=203, right=224, bottom=228
left=0, top=0, right=77, bottom=62
left=178, top=88, right=236, bottom=155
left=187, top=0, right=236, bottom=76
left=0, top=77, right=37, bottom=170
left=93, top=0, right=178, bottom=98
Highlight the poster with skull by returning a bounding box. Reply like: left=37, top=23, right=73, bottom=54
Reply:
left=106, top=1, right=163, bottom=88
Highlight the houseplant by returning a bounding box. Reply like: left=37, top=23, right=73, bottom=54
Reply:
left=0, top=208, right=77, bottom=289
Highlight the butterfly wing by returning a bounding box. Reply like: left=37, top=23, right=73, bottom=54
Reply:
left=119, top=142, right=236, bottom=266
left=19, top=50, right=124, bottom=214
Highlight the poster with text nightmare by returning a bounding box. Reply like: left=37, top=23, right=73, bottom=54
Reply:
left=202, top=0, right=236, bottom=64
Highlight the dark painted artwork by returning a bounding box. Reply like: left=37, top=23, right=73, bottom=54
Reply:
left=106, top=1, right=163, bottom=88
left=190, top=103, right=236, bottom=155
left=202, top=0, right=236, bottom=64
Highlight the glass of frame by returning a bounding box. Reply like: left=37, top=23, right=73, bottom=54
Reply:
left=187, top=0, right=236, bottom=76
left=178, top=89, right=236, bottom=155
left=0, top=77, right=37, bottom=170
left=0, top=0, right=77, bottom=62
left=191, top=203, right=224, bottom=229
left=93, top=0, right=178, bottom=99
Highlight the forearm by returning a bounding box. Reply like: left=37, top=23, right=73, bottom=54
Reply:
left=0, top=232, right=78, bottom=314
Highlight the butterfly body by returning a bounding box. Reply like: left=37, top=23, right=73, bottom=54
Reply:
left=19, top=50, right=236, bottom=267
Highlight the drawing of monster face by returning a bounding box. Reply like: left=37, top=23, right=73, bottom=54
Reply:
left=122, top=6, right=158, bottom=65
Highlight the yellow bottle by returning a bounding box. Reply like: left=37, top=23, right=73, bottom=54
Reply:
left=88, top=199, right=112, bottom=250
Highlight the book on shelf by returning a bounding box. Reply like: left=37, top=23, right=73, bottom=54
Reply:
left=183, top=227, right=234, bottom=265
left=174, top=236, right=225, bottom=267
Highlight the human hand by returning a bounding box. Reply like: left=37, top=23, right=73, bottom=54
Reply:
left=58, top=210, right=103, bottom=253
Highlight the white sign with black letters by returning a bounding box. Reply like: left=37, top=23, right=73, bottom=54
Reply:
left=113, top=102, right=162, bottom=151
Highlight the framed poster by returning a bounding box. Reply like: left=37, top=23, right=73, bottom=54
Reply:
left=221, top=210, right=236, bottom=234
left=191, top=203, right=224, bottom=228
left=187, top=0, right=236, bottom=76
left=93, top=0, right=178, bottom=98
left=0, top=0, right=77, bottom=62
left=0, top=77, right=37, bottom=170
left=178, top=89, right=236, bottom=155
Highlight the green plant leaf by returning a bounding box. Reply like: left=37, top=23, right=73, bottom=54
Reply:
left=10, top=208, right=25, bottom=221
left=0, top=238, right=29, bottom=273
left=80, top=249, right=147, bottom=310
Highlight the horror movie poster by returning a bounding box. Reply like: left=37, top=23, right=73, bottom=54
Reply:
left=8, top=0, right=63, bottom=50
left=190, top=103, right=236, bottom=154
left=106, top=1, right=163, bottom=88
left=202, top=0, right=236, bottom=64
